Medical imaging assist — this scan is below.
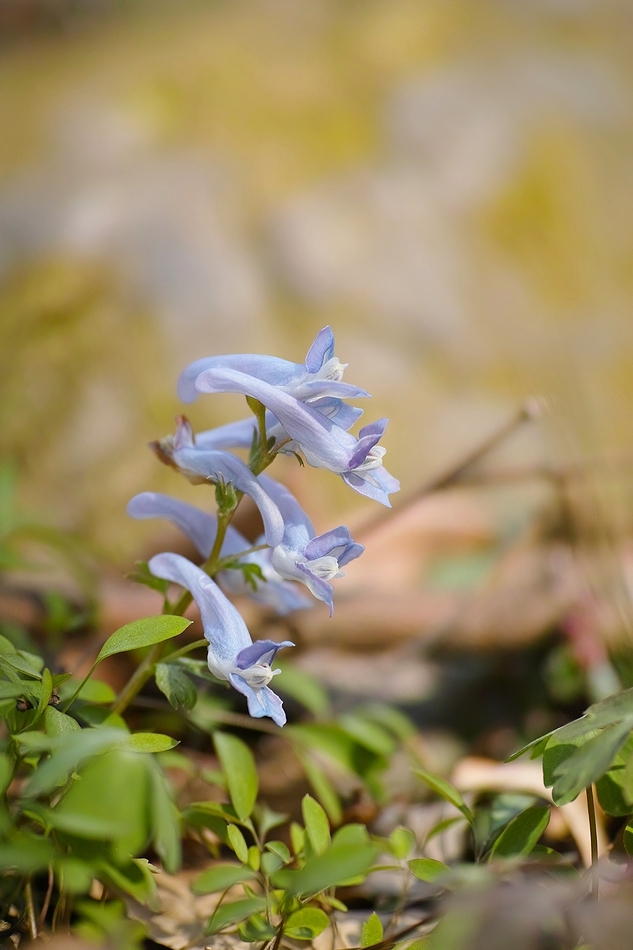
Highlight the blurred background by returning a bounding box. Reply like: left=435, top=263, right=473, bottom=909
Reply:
left=3, top=0, right=633, bottom=740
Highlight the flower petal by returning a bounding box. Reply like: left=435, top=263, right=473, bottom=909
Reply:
left=148, top=553, right=251, bottom=677
left=178, top=354, right=301, bottom=403
left=127, top=492, right=248, bottom=560
left=303, top=526, right=364, bottom=566
left=304, top=326, right=335, bottom=373
left=172, top=446, right=285, bottom=547
left=235, top=638, right=294, bottom=669
left=228, top=674, right=287, bottom=726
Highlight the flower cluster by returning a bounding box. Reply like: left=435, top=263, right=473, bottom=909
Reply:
left=128, top=327, right=399, bottom=726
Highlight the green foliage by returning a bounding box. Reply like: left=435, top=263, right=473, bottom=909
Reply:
left=193, top=863, right=257, bottom=894
left=408, top=858, right=450, bottom=882
left=155, top=662, right=198, bottom=710
left=361, top=912, right=384, bottom=947
left=214, top=731, right=258, bottom=820
left=302, top=793, right=331, bottom=854
left=272, top=840, right=377, bottom=896
left=489, top=806, right=550, bottom=859
left=96, top=615, right=192, bottom=663
left=285, top=907, right=330, bottom=940
left=414, top=768, right=474, bottom=825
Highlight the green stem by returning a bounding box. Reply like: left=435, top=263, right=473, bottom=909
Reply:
left=586, top=784, right=599, bottom=899
left=24, top=879, right=38, bottom=940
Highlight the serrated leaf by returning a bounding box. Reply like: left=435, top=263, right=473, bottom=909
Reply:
left=206, top=897, right=267, bottom=935
left=227, top=823, right=249, bottom=863
left=490, top=805, right=550, bottom=858
left=155, top=663, right=197, bottom=711
left=215, top=732, right=258, bottom=821
left=285, top=907, right=330, bottom=940
left=192, top=862, right=257, bottom=894
left=408, top=858, right=450, bottom=882
left=361, top=912, right=384, bottom=947
left=414, top=768, right=474, bottom=823
left=302, top=794, right=330, bottom=855
left=96, top=615, right=191, bottom=663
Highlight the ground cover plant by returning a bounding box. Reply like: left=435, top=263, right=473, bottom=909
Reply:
left=2, top=331, right=633, bottom=949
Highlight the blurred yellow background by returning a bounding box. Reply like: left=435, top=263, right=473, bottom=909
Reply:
left=1, top=0, right=633, bottom=570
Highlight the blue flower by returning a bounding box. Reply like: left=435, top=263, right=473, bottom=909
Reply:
left=193, top=370, right=400, bottom=506
left=258, top=475, right=364, bottom=615
left=178, top=326, right=369, bottom=405
left=153, top=417, right=285, bottom=545
left=148, top=552, right=293, bottom=726
left=127, top=492, right=311, bottom=615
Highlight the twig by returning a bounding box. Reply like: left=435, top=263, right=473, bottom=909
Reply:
left=356, top=399, right=544, bottom=538
left=586, top=784, right=599, bottom=899
left=38, top=863, right=54, bottom=928
left=24, top=879, right=38, bottom=940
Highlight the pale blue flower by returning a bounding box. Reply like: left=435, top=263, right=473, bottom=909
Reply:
left=127, top=492, right=311, bottom=614
left=258, top=475, right=364, bottom=614
left=178, top=326, right=369, bottom=405
left=153, top=417, right=285, bottom=545
left=148, top=552, right=293, bottom=726
left=193, top=370, right=400, bottom=506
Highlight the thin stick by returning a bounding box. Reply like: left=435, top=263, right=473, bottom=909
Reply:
left=24, top=879, right=38, bottom=940
left=38, top=863, right=54, bottom=928
left=586, top=784, right=599, bottom=899
left=356, top=399, right=544, bottom=538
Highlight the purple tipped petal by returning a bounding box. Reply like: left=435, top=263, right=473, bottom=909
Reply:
left=235, top=638, right=294, bottom=670
left=304, top=326, right=335, bottom=373
left=296, top=563, right=334, bottom=615
left=358, top=418, right=389, bottom=440
left=298, top=379, right=370, bottom=400
left=348, top=424, right=388, bottom=470
left=148, top=553, right=251, bottom=676
left=304, top=526, right=364, bottom=565
left=342, top=469, right=399, bottom=506
left=228, top=675, right=287, bottom=726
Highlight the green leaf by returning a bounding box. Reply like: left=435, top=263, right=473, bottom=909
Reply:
left=623, top=820, right=633, bottom=856
left=408, top=858, right=450, bottom=882
left=361, top=912, right=384, bottom=947
left=549, top=721, right=633, bottom=805
left=155, top=663, right=197, bottom=711
left=0, top=753, right=12, bottom=795
left=261, top=851, right=283, bottom=875
left=58, top=676, right=116, bottom=706
left=35, top=668, right=53, bottom=720
left=127, top=561, right=170, bottom=595
left=294, top=747, right=342, bottom=825
left=332, top=823, right=370, bottom=848
left=339, top=713, right=396, bottom=756
left=44, top=705, right=81, bottom=736
left=414, top=768, right=474, bottom=823
left=227, top=823, right=249, bottom=863
left=285, top=907, right=330, bottom=940
left=192, top=863, right=257, bottom=894
left=302, top=794, right=331, bottom=855
left=0, top=833, right=54, bottom=872
left=148, top=757, right=181, bottom=874
left=490, top=805, right=550, bottom=858
left=595, top=734, right=633, bottom=816
left=215, top=732, right=258, bottom=821
left=238, top=913, right=277, bottom=943
left=275, top=661, right=330, bottom=716
left=272, top=842, right=377, bottom=896
left=96, top=615, right=191, bottom=663
left=24, top=727, right=127, bottom=797
left=266, top=840, right=291, bottom=863
left=125, top=733, right=179, bottom=753
left=206, top=897, right=267, bottom=935
left=56, top=857, right=94, bottom=895
left=389, top=827, right=416, bottom=860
